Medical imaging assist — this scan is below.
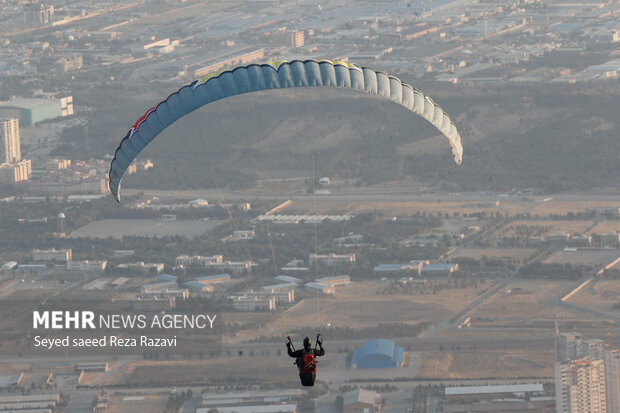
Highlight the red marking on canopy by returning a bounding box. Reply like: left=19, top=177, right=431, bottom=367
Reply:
left=129, top=100, right=164, bottom=136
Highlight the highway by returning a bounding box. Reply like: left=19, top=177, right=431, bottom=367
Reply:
left=124, top=187, right=620, bottom=204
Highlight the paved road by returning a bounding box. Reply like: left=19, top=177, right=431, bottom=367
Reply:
left=0, top=335, right=562, bottom=363
left=124, top=187, right=620, bottom=203
left=421, top=277, right=509, bottom=338
left=65, top=389, right=98, bottom=413
left=181, top=392, right=200, bottom=413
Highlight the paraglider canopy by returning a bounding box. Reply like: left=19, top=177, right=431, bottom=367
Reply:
left=108, top=59, right=463, bottom=202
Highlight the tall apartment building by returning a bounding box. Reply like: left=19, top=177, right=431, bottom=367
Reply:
left=23, top=2, right=54, bottom=24
left=605, top=349, right=620, bottom=413
left=556, top=357, right=607, bottom=413
left=286, top=30, right=305, bottom=48
left=557, top=333, right=606, bottom=362
left=57, top=55, right=83, bottom=73
left=556, top=332, right=620, bottom=412
left=0, top=159, right=31, bottom=184
left=0, top=118, right=21, bottom=163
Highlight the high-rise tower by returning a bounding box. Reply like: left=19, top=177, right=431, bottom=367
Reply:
left=0, top=118, right=21, bottom=163
left=605, top=349, right=620, bottom=413
left=556, top=357, right=607, bottom=413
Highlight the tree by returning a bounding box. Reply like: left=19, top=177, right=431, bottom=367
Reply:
left=335, top=395, right=344, bottom=412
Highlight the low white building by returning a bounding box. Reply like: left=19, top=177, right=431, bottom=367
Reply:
left=175, top=254, right=223, bottom=267
left=280, top=265, right=309, bottom=274
left=197, top=405, right=296, bottom=413
left=16, top=264, right=47, bottom=275
left=570, top=234, right=592, bottom=246
left=316, top=275, right=350, bottom=287
left=305, top=282, right=335, bottom=295
left=133, top=297, right=176, bottom=312
left=309, top=253, right=356, bottom=266
left=117, top=261, right=164, bottom=274
left=1, top=261, right=17, bottom=272
left=201, top=389, right=299, bottom=406
left=343, top=388, right=379, bottom=412
left=601, top=232, right=620, bottom=245
left=0, top=393, right=59, bottom=411
left=232, top=294, right=276, bottom=311
left=546, top=232, right=571, bottom=244
left=32, top=248, right=72, bottom=262
left=261, top=284, right=296, bottom=303
left=112, top=250, right=135, bottom=258
left=189, top=198, right=208, bottom=207
left=66, top=260, right=107, bottom=272
left=141, top=289, right=189, bottom=300
left=232, top=230, right=255, bottom=241
left=206, top=260, right=253, bottom=274
left=175, top=255, right=252, bottom=273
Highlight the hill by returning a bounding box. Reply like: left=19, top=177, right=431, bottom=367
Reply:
left=68, top=82, right=620, bottom=192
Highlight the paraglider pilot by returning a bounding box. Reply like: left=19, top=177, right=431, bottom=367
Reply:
left=286, top=335, right=324, bottom=386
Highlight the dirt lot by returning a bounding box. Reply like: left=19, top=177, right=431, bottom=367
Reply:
left=469, top=280, right=593, bottom=321
left=0, top=362, right=31, bottom=375
left=69, top=219, right=221, bottom=239
left=107, top=358, right=293, bottom=387
left=112, top=2, right=236, bottom=33
left=261, top=280, right=491, bottom=333
left=418, top=348, right=554, bottom=379
left=589, top=221, right=620, bottom=235
left=289, top=199, right=528, bottom=216
left=450, top=248, right=538, bottom=262
left=495, top=220, right=593, bottom=239
left=569, top=279, right=620, bottom=315
left=79, top=372, right=107, bottom=386
left=545, top=249, right=619, bottom=267
left=529, top=201, right=619, bottom=216
left=105, top=394, right=169, bottom=413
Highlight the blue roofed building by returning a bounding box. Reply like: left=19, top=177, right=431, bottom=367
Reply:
left=275, top=275, right=302, bottom=284
left=304, top=282, right=335, bottom=295
left=194, top=274, right=231, bottom=284
left=156, top=274, right=177, bottom=282
left=184, top=274, right=231, bottom=291
left=140, top=281, right=176, bottom=293
left=262, top=283, right=297, bottom=292
left=351, top=339, right=404, bottom=369
left=421, top=263, right=459, bottom=274
left=373, top=264, right=410, bottom=273
left=0, top=97, right=64, bottom=125
left=184, top=281, right=214, bottom=292
left=374, top=260, right=428, bottom=276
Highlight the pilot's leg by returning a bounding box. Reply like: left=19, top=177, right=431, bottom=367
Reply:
left=299, top=372, right=315, bottom=386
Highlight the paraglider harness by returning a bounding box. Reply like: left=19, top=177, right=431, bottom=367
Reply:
left=287, top=334, right=321, bottom=386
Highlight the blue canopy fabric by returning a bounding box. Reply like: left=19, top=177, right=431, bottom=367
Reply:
left=109, top=59, right=463, bottom=201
